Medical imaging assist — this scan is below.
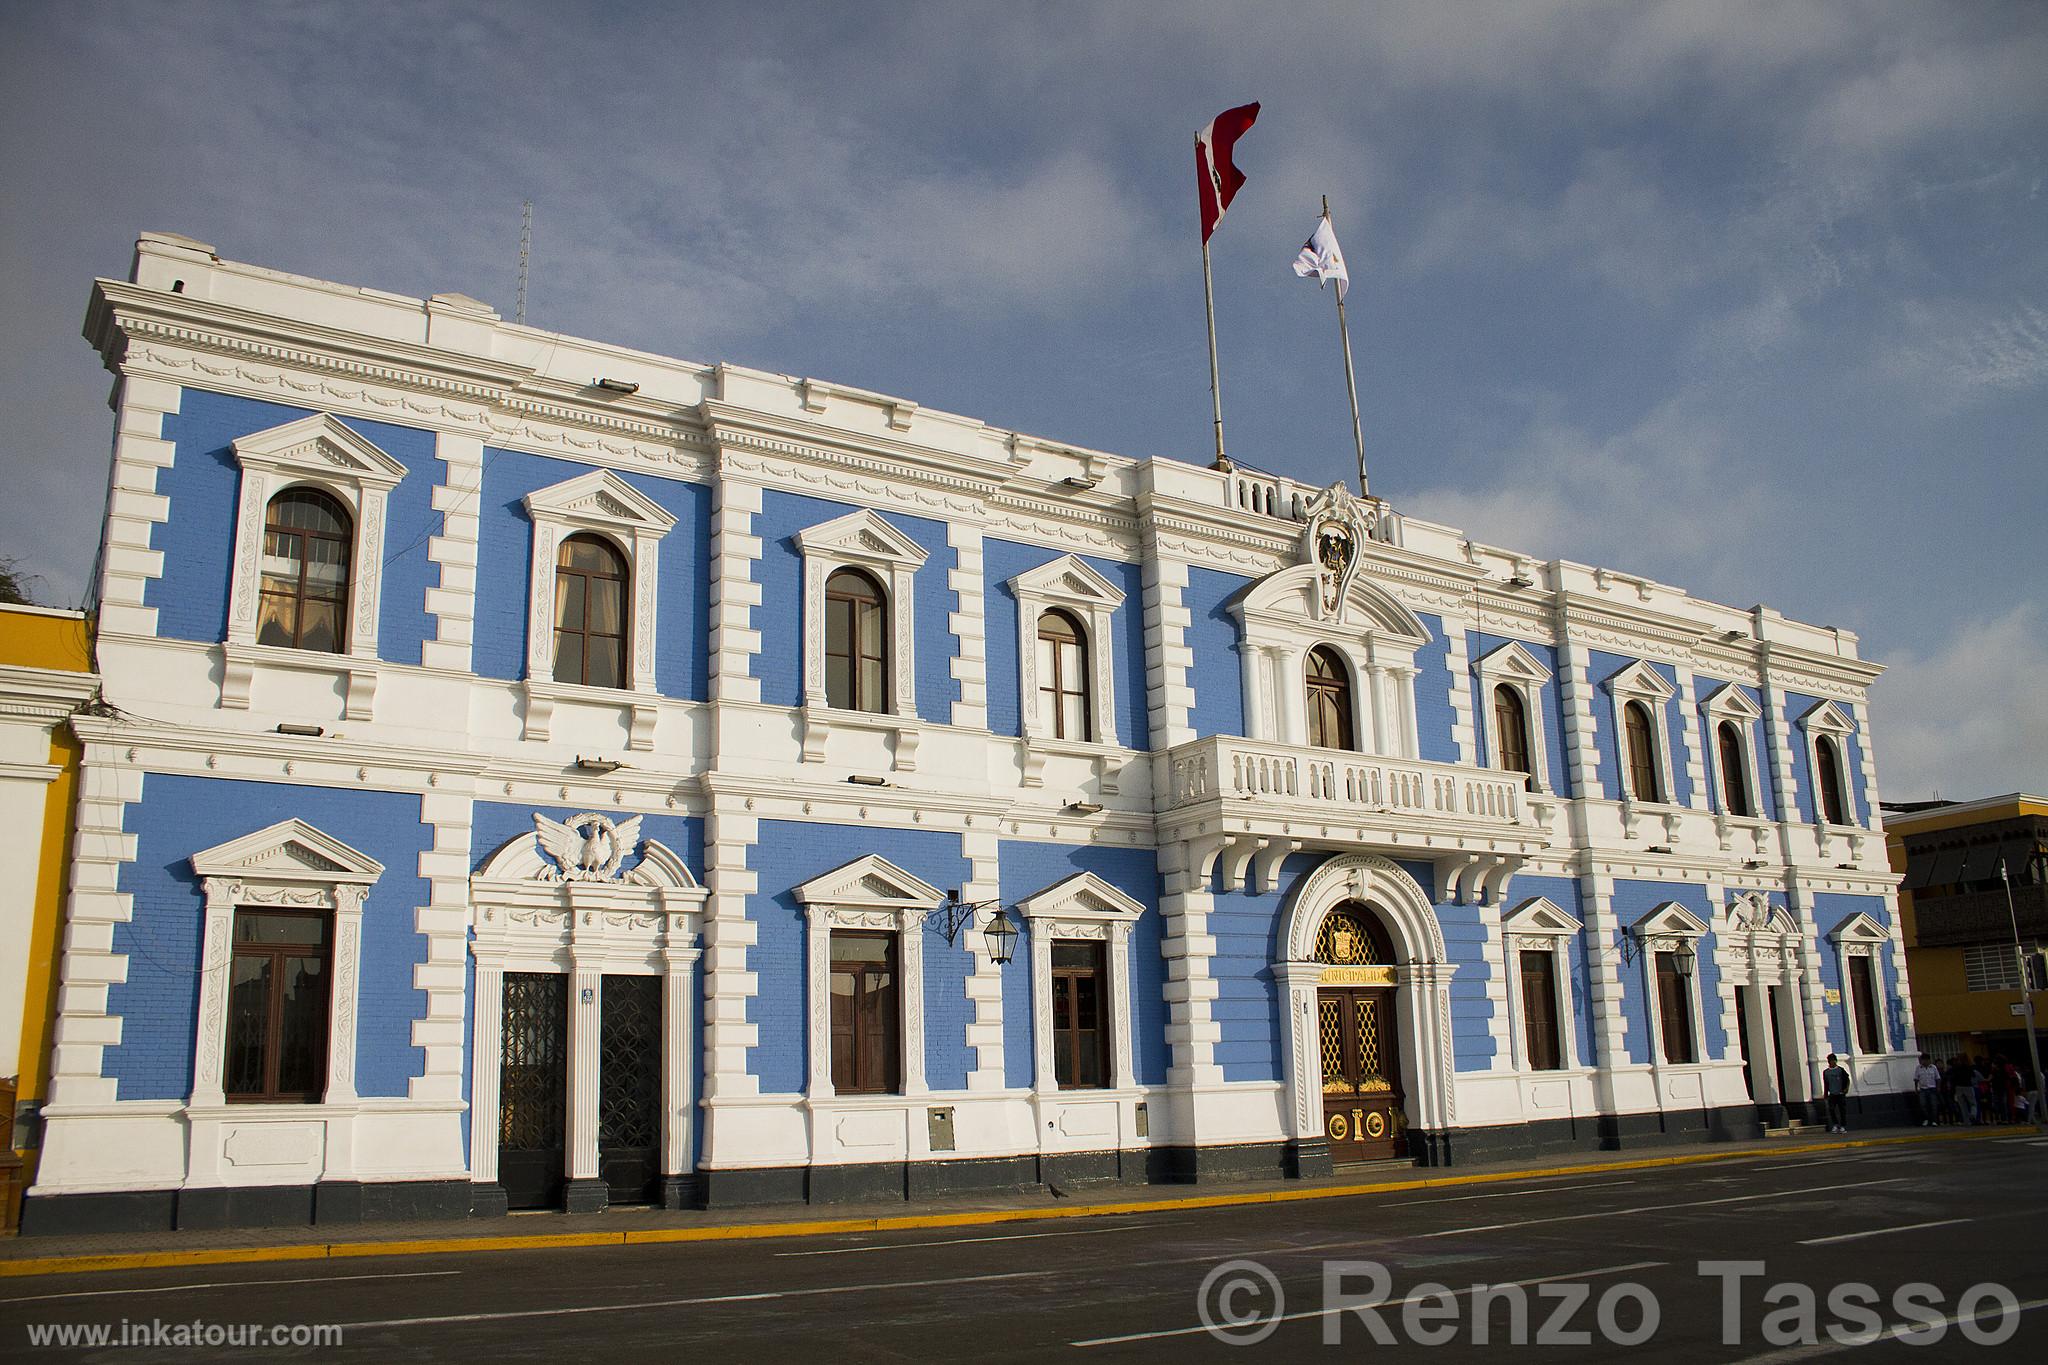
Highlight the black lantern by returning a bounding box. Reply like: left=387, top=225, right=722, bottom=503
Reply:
left=1673, top=940, right=1698, bottom=979
left=982, top=909, right=1020, bottom=965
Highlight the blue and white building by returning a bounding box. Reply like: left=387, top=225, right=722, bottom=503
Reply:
left=24, top=232, right=1915, bottom=1232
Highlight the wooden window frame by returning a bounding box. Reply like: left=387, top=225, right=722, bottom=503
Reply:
left=1717, top=719, right=1754, bottom=818
left=828, top=929, right=902, bottom=1095
left=1816, top=735, right=1848, bottom=826
left=223, top=907, right=333, bottom=1104
left=1036, top=608, right=1093, bottom=742
left=1493, top=683, right=1533, bottom=790
left=1847, top=953, right=1882, bottom=1055
left=1624, top=700, right=1664, bottom=803
left=551, top=532, right=631, bottom=689
left=1050, top=939, right=1112, bottom=1090
left=1518, top=947, right=1564, bottom=1072
left=1305, top=644, right=1357, bottom=752
left=1654, top=950, right=1697, bottom=1065
left=824, top=567, right=890, bottom=714
left=256, top=486, right=355, bottom=655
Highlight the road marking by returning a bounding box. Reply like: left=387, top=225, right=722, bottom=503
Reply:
left=773, top=1221, right=1179, bottom=1257
left=1069, top=1260, right=1667, bottom=1347
left=335, top=1267, right=1056, bottom=1331
left=1727, top=1295, right=2048, bottom=1363
left=1797, top=1217, right=1970, bottom=1246
left=1379, top=1179, right=1633, bottom=1209
left=0, top=1268, right=460, bottom=1305
left=1416, top=1178, right=1905, bottom=1239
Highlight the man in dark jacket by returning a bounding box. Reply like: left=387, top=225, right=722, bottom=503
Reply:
left=1822, top=1053, right=1851, bottom=1133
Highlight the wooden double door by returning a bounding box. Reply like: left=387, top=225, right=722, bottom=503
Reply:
left=1319, top=986, right=1406, bottom=1161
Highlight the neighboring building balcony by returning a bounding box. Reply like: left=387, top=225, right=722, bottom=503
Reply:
left=1156, top=734, right=1553, bottom=897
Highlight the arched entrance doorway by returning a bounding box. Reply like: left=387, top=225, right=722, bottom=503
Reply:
left=1315, top=903, right=1407, bottom=1161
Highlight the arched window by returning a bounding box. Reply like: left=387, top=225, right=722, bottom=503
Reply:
left=1037, top=609, right=1091, bottom=741
left=552, top=534, right=629, bottom=688
left=1493, top=684, right=1532, bottom=788
left=825, top=567, right=888, bottom=713
left=1717, top=720, right=1753, bottom=817
left=257, top=488, right=353, bottom=653
left=1305, top=646, right=1355, bottom=751
left=1623, top=700, right=1662, bottom=802
left=1816, top=735, right=1848, bottom=825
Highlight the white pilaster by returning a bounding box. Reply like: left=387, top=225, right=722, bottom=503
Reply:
left=469, top=962, right=505, bottom=1183
left=1676, top=667, right=1708, bottom=810
left=1443, top=621, right=1476, bottom=765
left=44, top=754, right=142, bottom=1106
left=961, top=825, right=1005, bottom=1090
left=699, top=802, right=760, bottom=1140
left=947, top=522, right=987, bottom=730
left=1142, top=556, right=1196, bottom=749
left=708, top=478, right=764, bottom=702
left=1159, top=839, right=1223, bottom=1087
left=566, top=964, right=602, bottom=1181
left=95, top=377, right=182, bottom=638
left=421, top=431, right=484, bottom=672
left=412, top=789, right=474, bottom=1100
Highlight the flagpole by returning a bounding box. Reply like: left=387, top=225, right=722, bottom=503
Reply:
left=1324, top=194, right=1368, bottom=496
left=1202, top=226, right=1231, bottom=472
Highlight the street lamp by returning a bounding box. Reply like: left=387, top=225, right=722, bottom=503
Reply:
left=1996, top=852, right=2047, bottom=1133
left=938, top=890, right=1020, bottom=965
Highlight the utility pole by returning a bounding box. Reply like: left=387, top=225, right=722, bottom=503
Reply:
left=1998, top=857, right=2046, bottom=1131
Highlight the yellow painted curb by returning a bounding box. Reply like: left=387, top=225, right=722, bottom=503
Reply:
left=0, top=1126, right=2016, bottom=1280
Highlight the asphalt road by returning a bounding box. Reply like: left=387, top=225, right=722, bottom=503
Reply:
left=5, top=1136, right=2045, bottom=1361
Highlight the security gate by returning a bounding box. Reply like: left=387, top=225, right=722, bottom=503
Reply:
left=498, top=973, right=567, bottom=1210
left=598, top=974, right=662, bottom=1205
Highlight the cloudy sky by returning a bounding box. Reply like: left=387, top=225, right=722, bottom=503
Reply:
left=2, top=1, right=2042, bottom=800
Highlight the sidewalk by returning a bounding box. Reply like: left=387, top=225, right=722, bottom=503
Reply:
left=1, top=1124, right=2019, bottom=1278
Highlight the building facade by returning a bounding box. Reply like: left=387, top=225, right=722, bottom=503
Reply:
left=24, top=232, right=1916, bottom=1233
left=1888, top=794, right=2047, bottom=1067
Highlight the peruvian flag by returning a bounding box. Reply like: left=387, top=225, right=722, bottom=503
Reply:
left=1196, top=102, right=1261, bottom=243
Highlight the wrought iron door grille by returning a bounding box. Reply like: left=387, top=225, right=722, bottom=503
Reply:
left=499, top=973, right=567, bottom=1150
left=599, top=974, right=661, bottom=1150
left=1356, top=995, right=1390, bottom=1092
left=1320, top=997, right=1347, bottom=1092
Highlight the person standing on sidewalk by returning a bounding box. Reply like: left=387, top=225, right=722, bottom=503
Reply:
left=1950, top=1055, right=1979, bottom=1126
left=1822, top=1053, right=1852, bottom=1133
left=1914, top=1052, right=1942, bottom=1126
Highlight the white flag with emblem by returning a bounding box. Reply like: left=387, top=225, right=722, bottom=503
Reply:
left=1292, top=214, right=1349, bottom=301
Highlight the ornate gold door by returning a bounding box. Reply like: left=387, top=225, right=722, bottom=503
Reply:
left=1319, top=987, right=1405, bottom=1161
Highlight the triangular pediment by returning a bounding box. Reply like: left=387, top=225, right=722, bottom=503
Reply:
left=1230, top=564, right=1430, bottom=642
left=1477, top=640, right=1552, bottom=684
left=1828, top=909, right=1889, bottom=945
left=190, top=818, right=384, bottom=885
left=1632, top=900, right=1710, bottom=938
left=232, top=413, right=407, bottom=488
left=1801, top=699, right=1855, bottom=737
left=1008, top=554, right=1126, bottom=610
left=1701, top=682, right=1763, bottom=720
left=523, top=468, right=678, bottom=535
left=1604, top=659, right=1677, bottom=703
left=1014, top=871, right=1146, bottom=923
left=794, top=508, right=929, bottom=568
left=794, top=854, right=944, bottom=910
left=1502, top=895, right=1582, bottom=936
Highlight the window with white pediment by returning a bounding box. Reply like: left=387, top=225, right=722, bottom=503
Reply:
left=522, top=470, right=677, bottom=696
left=1009, top=554, right=1125, bottom=747
left=225, top=414, right=407, bottom=662
left=1828, top=911, right=1892, bottom=1056
left=1800, top=701, right=1858, bottom=828
left=796, top=510, right=927, bottom=720
left=1501, top=896, right=1582, bottom=1072
left=1604, top=661, right=1678, bottom=805
left=1700, top=684, right=1764, bottom=820
left=792, top=855, right=946, bottom=1098
left=1013, top=872, right=1144, bottom=1093
left=1632, top=901, right=1709, bottom=1066
left=1475, top=641, right=1552, bottom=793
left=187, top=819, right=384, bottom=1108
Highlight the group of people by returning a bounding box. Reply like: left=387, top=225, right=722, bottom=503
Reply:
left=1910, top=1051, right=2034, bottom=1126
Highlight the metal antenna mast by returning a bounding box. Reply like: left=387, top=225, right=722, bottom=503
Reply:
left=515, top=200, right=533, bottom=325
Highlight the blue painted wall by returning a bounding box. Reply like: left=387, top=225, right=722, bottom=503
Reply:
left=1182, top=567, right=1249, bottom=740
left=1607, top=879, right=1724, bottom=1063
left=470, top=448, right=711, bottom=700
left=1394, top=859, right=1496, bottom=1072
left=1411, top=616, right=1459, bottom=765
left=1784, top=693, right=1866, bottom=827
left=981, top=539, right=1149, bottom=749
left=1811, top=893, right=1896, bottom=1051
left=1503, top=872, right=1596, bottom=1066
left=105, top=775, right=431, bottom=1100
left=746, top=823, right=972, bottom=1094
left=1650, top=662, right=1694, bottom=807
left=150, top=390, right=439, bottom=663
left=1694, top=679, right=1779, bottom=820
left=750, top=492, right=958, bottom=723
left=1205, top=852, right=1322, bottom=1083
left=997, top=841, right=1166, bottom=1089
left=1467, top=633, right=1571, bottom=796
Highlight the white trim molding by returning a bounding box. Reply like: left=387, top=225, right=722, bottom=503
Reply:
left=187, top=819, right=385, bottom=1110
left=1474, top=640, right=1552, bottom=793
left=1009, top=554, right=1125, bottom=748
left=1723, top=891, right=1811, bottom=1105
left=1800, top=699, right=1860, bottom=831
left=1630, top=900, right=1710, bottom=1068
left=795, top=509, right=929, bottom=767
left=1500, top=895, right=1583, bottom=1072
left=1701, top=682, right=1771, bottom=853
left=1604, top=659, right=1680, bottom=839
left=791, top=854, right=945, bottom=1099
left=221, top=413, right=407, bottom=714
left=1230, top=563, right=1430, bottom=757
left=519, top=468, right=678, bottom=749
left=1013, top=871, right=1143, bottom=1093
left=467, top=812, right=706, bottom=1191
left=1827, top=909, right=1892, bottom=1058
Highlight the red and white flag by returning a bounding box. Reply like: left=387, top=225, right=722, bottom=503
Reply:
left=1195, top=102, right=1260, bottom=243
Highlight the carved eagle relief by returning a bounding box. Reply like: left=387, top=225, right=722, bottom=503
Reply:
left=534, top=812, right=642, bottom=882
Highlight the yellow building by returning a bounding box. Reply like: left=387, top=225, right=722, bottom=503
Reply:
left=0, top=604, right=98, bottom=1228
left=1887, top=794, right=2048, bottom=1065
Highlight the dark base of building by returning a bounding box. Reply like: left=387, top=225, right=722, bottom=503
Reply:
left=17, top=1178, right=473, bottom=1238
left=21, top=1095, right=1925, bottom=1233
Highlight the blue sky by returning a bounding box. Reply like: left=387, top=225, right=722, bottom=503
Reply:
left=2, top=1, right=2042, bottom=799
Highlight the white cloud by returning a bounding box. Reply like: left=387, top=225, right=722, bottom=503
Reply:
left=1872, top=605, right=2048, bottom=801
left=1877, top=299, right=2048, bottom=406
